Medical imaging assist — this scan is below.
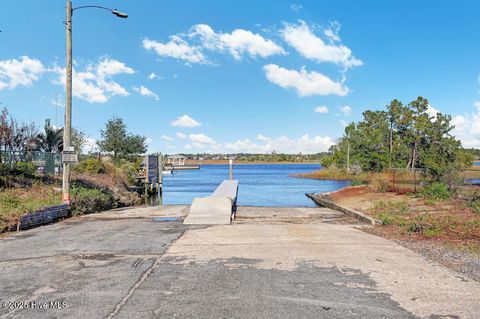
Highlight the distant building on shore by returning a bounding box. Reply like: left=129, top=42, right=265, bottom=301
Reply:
left=167, top=154, right=187, bottom=166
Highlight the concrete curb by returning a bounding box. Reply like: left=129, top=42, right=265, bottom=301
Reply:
left=2, top=204, right=71, bottom=233
left=306, top=193, right=383, bottom=226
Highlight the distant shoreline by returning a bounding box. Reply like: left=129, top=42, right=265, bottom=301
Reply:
left=186, top=160, right=321, bottom=165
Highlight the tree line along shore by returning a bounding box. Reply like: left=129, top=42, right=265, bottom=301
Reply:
left=298, top=97, right=480, bottom=265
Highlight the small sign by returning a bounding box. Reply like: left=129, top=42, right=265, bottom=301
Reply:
left=32, top=160, right=46, bottom=167
left=62, top=151, right=78, bottom=164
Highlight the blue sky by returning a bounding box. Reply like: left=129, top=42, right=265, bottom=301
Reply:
left=1, top=0, right=480, bottom=154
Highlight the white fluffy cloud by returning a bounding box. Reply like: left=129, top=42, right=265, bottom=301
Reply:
left=148, top=72, right=157, bottom=80
left=161, top=134, right=174, bottom=141
left=143, top=24, right=285, bottom=63
left=451, top=101, right=480, bottom=148
left=426, top=104, right=439, bottom=118
left=290, top=4, right=303, bottom=12
left=225, top=134, right=334, bottom=153
left=340, top=105, right=352, bottom=116
left=314, top=105, right=329, bottom=113
left=143, top=36, right=207, bottom=64
left=188, top=133, right=220, bottom=150
left=53, top=57, right=134, bottom=103
left=324, top=21, right=341, bottom=43
left=0, top=56, right=45, bottom=90
left=281, top=21, right=362, bottom=69
left=132, top=85, right=159, bottom=100
left=189, top=24, right=286, bottom=60
left=178, top=133, right=336, bottom=154
left=263, top=64, right=349, bottom=96
left=176, top=132, right=187, bottom=139
left=171, top=114, right=201, bottom=128
left=189, top=133, right=216, bottom=145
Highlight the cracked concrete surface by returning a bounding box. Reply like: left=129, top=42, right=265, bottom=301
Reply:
left=0, top=205, right=478, bottom=318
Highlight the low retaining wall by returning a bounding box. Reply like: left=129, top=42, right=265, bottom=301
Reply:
left=4, top=204, right=71, bottom=232
left=306, top=193, right=382, bottom=225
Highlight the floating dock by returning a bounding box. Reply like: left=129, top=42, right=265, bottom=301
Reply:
left=164, top=164, right=200, bottom=170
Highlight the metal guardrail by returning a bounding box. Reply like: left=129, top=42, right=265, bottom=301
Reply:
left=6, top=204, right=71, bottom=232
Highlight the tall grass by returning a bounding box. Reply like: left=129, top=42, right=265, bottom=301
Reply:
left=0, top=185, right=61, bottom=230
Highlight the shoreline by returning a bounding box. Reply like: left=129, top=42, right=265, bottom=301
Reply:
left=186, top=161, right=321, bottom=165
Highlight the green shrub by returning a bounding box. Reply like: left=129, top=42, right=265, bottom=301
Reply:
left=421, top=182, right=451, bottom=201
left=422, top=227, right=444, bottom=237
left=0, top=163, right=10, bottom=176
left=376, top=212, right=398, bottom=225
left=351, top=180, right=363, bottom=186
left=373, top=200, right=409, bottom=226
left=469, top=195, right=480, bottom=214
left=370, top=173, right=391, bottom=192
left=407, top=213, right=445, bottom=237
left=0, top=162, right=37, bottom=177
left=12, top=162, right=37, bottom=176
left=117, top=159, right=141, bottom=185
left=320, top=155, right=334, bottom=168
left=471, top=200, right=480, bottom=214
left=70, top=186, right=115, bottom=215
left=74, top=158, right=107, bottom=175
left=1, top=193, right=20, bottom=209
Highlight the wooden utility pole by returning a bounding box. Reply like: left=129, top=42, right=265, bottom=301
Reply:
left=62, top=0, right=73, bottom=204
left=61, top=2, right=126, bottom=204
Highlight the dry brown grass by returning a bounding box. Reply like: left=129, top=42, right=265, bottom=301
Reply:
left=297, top=166, right=479, bottom=188
left=366, top=198, right=480, bottom=241
left=71, top=161, right=141, bottom=207
left=295, top=167, right=364, bottom=181
left=0, top=184, right=62, bottom=230
left=312, top=166, right=480, bottom=265
left=461, top=165, right=480, bottom=180
left=327, top=185, right=480, bottom=250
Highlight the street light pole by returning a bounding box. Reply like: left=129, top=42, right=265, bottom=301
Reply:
left=62, top=0, right=73, bottom=204
left=61, top=0, right=127, bottom=204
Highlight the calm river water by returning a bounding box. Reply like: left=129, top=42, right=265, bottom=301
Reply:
left=158, top=164, right=350, bottom=207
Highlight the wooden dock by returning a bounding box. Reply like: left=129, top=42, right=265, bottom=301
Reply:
left=168, top=165, right=200, bottom=170
left=139, top=155, right=163, bottom=195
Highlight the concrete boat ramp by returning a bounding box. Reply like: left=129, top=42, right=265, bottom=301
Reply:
left=1, top=204, right=479, bottom=318
left=183, top=180, right=238, bottom=225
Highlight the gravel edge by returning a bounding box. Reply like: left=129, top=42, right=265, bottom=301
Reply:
left=395, top=239, right=480, bottom=282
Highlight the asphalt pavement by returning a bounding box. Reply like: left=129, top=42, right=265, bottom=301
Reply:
left=0, top=205, right=478, bottom=318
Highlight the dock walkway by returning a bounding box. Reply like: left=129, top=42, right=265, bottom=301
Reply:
left=183, top=180, right=238, bottom=225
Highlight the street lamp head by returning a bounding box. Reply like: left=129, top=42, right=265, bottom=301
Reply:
left=111, top=9, right=128, bottom=18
